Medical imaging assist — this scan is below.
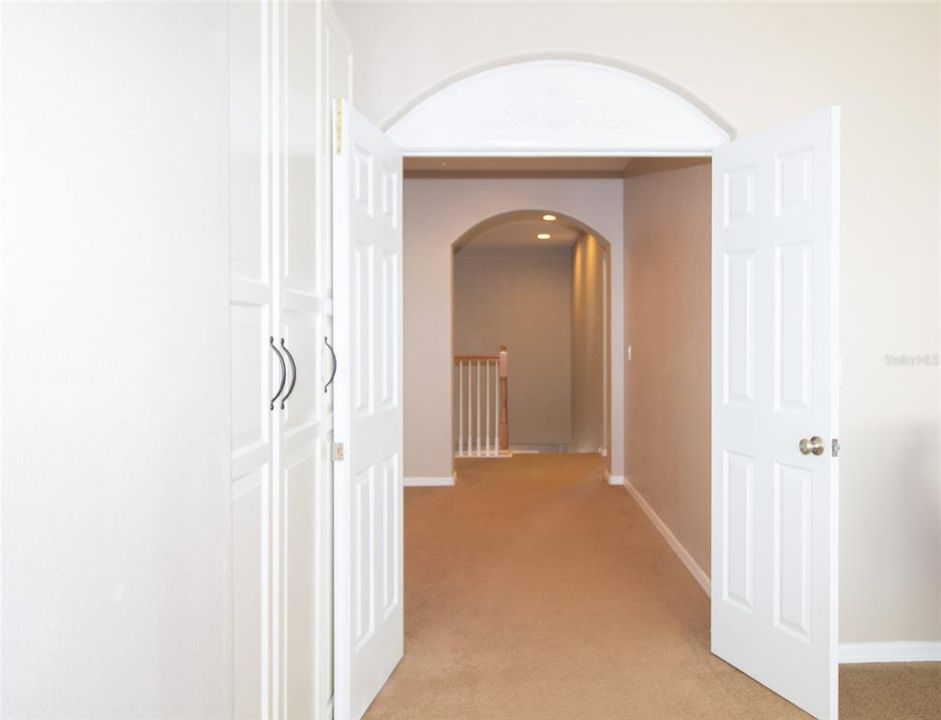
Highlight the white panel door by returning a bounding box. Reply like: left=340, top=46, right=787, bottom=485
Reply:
left=333, top=100, right=404, bottom=720
left=712, top=107, right=840, bottom=719
left=279, top=2, right=334, bottom=719
left=229, top=1, right=274, bottom=717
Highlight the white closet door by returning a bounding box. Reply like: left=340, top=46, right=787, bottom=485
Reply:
left=278, top=2, right=334, bottom=718
left=332, top=100, right=404, bottom=720
left=229, top=1, right=274, bottom=716
left=711, top=107, right=840, bottom=719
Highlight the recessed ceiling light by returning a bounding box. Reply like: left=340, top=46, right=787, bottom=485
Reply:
left=537, top=233, right=551, bottom=240
left=542, top=214, right=557, bottom=221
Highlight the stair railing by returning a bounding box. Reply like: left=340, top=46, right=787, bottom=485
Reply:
left=454, top=346, right=508, bottom=458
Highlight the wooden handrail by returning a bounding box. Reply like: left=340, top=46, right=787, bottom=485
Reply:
left=454, top=354, right=500, bottom=363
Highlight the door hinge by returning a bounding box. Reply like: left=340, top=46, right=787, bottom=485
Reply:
left=332, top=442, right=345, bottom=462
left=335, top=102, right=342, bottom=156
left=832, top=438, right=840, bottom=458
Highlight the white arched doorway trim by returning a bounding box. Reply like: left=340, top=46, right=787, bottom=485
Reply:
left=386, top=56, right=734, bottom=156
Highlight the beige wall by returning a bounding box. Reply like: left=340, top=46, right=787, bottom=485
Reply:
left=338, top=0, right=941, bottom=644
left=403, top=177, right=624, bottom=479
left=571, top=233, right=608, bottom=453
left=625, top=164, right=712, bottom=574
left=454, top=246, right=573, bottom=446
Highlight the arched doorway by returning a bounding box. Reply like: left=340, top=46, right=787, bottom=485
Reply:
left=333, top=54, right=840, bottom=720
left=451, top=209, right=612, bottom=462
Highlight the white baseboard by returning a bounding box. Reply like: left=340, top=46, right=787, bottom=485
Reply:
left=839, top=641, right=941, bottom=664
left=605, top=471, right=624, bottom=486
left=623, top=477, right=711, bottom=597
left=404, top=473, right=455, bottom=487
left=621, top=480, right=941, bottom=662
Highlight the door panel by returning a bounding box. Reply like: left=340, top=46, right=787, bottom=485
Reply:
left=712, top=107, right=839, bottom=720
left=229, top=1, right=272, bottom=717
left=279, top=2, right=335, bottom=718
left=333, top=100, right=404, bottom=720
left=233, top=473, right=268, bottom=718
left=282, top=451, right=317, bottom=718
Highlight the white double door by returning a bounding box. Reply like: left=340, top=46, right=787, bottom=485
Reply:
left=229, top=2, right=334, bottom=718
left=326, top=106, right=838, bottom=720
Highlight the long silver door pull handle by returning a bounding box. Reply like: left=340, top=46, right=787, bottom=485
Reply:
left=324, top=336, right=337, bottom=393
left=270, top=336, right=286, bottom=410
left=280, top=338, right=297, bottom=410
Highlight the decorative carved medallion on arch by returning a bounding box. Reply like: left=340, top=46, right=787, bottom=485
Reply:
left=385, top=58, right=733, bottom=156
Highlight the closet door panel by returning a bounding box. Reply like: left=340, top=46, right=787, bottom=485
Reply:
left=229, top=1, right=273, bottom=717
left=233, top=470, right=268, bottom=718
left=279, top=2, right=335, bottom=718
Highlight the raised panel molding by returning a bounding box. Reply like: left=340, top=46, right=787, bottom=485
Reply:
left=774, top=148, right=815, bottom=216
left=723, top=165, right=757, bottom=226
left=774, top=243, right=813, bottom=413
left=353, top=466, right=376, bottom=651
left=386, top=59, right=732, bottom=156
left=773, top=462, right=813, bottom=642
left=723, top=251, right=756, bottom=406
left=722, top=452, right=755, bottom=612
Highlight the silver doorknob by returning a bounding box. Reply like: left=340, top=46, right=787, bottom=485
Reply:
left=799, top=436, right=825, bottom=456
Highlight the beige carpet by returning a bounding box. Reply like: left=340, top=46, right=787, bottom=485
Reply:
left=364, top=454, right=940, bottom=720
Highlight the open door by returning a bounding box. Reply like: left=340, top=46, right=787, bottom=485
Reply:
left=332, top=100, right=404, bottom=720
left=712, top=107, right=840, bottom=719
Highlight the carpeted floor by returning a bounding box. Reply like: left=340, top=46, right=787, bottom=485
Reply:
left=364, top=454, right=941, bottom=720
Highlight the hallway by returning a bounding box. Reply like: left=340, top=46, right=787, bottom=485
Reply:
left=365, top=454, right=940, bottom=720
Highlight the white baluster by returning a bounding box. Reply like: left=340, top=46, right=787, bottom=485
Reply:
left=486, top=360, right=491, bottom=456
left=493, top=361, right=499, bottom=453
left=476, top=361, right=481, bottom=456
left=467, top=360, right=473, bottom=455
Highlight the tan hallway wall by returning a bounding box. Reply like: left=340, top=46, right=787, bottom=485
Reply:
left=454, top=245, right=573, bottom=448
left=337, top=1, right=941, bottom=645
left=571, top=233, right=608, bottom=453
left=624, top=163, right=712, bottom=574
left=402, top=178, right=624, bottom=480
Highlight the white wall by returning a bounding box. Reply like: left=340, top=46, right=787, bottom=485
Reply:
left=336, top=1, right=941, bottom=644
left=1, top=4, right=231, bottom=714
left=454, top=245, right=573, bottom=447
left=404, top=178, right=624, bottom=479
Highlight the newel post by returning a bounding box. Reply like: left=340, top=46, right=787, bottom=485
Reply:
left=498, top=346, right=509, bottom=452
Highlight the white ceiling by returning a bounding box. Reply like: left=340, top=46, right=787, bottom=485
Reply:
left=459, top=216, right=582, bottom=250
